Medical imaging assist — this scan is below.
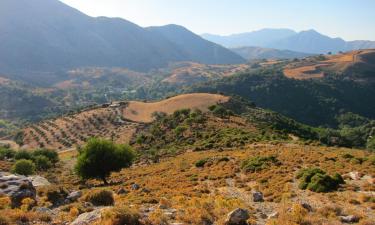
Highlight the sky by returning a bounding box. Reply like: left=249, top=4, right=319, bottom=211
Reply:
left=59, top=0, right=375, bottom=41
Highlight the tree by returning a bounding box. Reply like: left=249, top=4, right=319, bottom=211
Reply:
left=12, top=159, right=35, bottom=176
left=75, top=138, right=135, bottom=184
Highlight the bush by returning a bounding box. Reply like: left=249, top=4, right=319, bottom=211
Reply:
left=195, top=158, right=209, bottom=167
left=34, top=155, right=52, bottom=171
left=14, top=150, right=32, bottom=160
left=0, top=148, right=15, bottom=160
left=296, top=168, right=344, bottom=193
left=75, top=138, right=135, bottom=184
left=241, top=156, right=279, bottom=172
left=11, top=159, right=35, bottom=176
left=101, top=206, right=142, bottom=225
left=44, top=186, right=68, bottom=206
left=85, top=189, right=114, bottom=206
left=32, top=149, right=59, bottom=164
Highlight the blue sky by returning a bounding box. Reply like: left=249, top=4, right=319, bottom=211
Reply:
left=60, top=0, right=375, bottom=41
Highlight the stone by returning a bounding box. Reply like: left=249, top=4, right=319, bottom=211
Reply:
left=131, top=183, right=140, bottom=190
left=252, top=191, right=264, bottom=202
left=116, top=188, right=128, bottom=195
left=301, top=202, right=313, bottom=212
left=267, top=212, right=279, bottom=219
left=70, top=207, right=110, bottom=225
left=30, top=176, right=51, bottom=187
left=340, top=215, right=360, bottom=223
left=141, top=188, right=150, bottom=193
left=224, top=208, right=250, bottom=225
left=348, top=172, right=362, bottom=180
left=0, top=173, right=36, bottom=208
left=67, top=191, right=82, bottom=202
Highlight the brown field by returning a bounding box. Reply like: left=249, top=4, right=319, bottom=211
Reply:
left=283, top=49, right=375, bottom=79
left=123, top=93, right=230, bottom=123
left=162, top=62, right=250, bottom=84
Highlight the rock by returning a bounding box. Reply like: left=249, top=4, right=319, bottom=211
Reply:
left=67, top=191, right=82, bottom=202
left=29, top=176, right=51, bottom=187
left=141, top=188, right=150, bottom=193
left=82, top=202, right=94, bottom=208
left=252, top=191, right=264, bottom=202
left=348, top=172, right=362, bottom=180
left=301, top=202, right=313, bottom=212
left=116, top=188, right=128, bottom=195
left=70, top=207, right=110, bottom=225
left=224, top=208, right=250, bottom=225
left=340, top=215, right=360, bottom=223
left=0, top=173, right=36, bottom=208
left=131, top=183, right=140, bottom=190
left=267, top=212, right=279, bottom=219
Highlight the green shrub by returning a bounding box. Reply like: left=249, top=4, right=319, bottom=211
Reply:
left=85, top=189, right=114, bottom=206
left=0, top=148, right=15, bottom=160
left=32, top=149, right=59, bottom=164
left=75, top=138, right=135, bottom=184
left=296, top=168, right=344, bottom=193
left=195, top=158, right=209, bottom=167
left=34, top=155, right=52, bottom=171
left=45, top=186, right=68, bottom=206
left=367, top=136, right=375, bottom=151
left=11, top=159, right=35, bottom=176
left=14, top=150, right=32, bottom=160
left=241, top=156, right=279, bottom=172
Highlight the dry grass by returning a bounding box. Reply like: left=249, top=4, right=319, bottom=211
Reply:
left=123, top=93, right=230, bottom=123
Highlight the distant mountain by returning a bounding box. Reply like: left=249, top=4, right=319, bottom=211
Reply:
left=202, top=29, right=375, bottom=54
left=231, top=46, right=313, bottom=61
left=202, top=28, right=296, bottom=48
left=147, top=25, right=245, bottom=65
left=0, top=0, right=244, bottom=76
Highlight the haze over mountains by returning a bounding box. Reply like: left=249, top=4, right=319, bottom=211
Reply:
left=202, top=28, right=375, bottom=54
left=0, top=0, right=244, bottom=75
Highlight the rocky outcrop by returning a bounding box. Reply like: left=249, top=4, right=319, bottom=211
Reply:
left=70, top=207, right=110, bottom=225
left=0, top=173, right=36, bottom=208
left=252, top=191, right=264, bottom=202
left=340, top=215, right=360, bottom=223
left=224, top=208, right=250, bottom=225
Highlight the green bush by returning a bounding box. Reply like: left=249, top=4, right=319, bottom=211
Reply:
left=75, top=138, right=135, bottom=184
left=367, top=136, right=375, bottom=151
left=34, top=155, right=52, bottom=171
left=14, top=150, right=32, bottom=160
left=241, top=156, right=279, bottom=172
left=11, top=159, right=35, bottom=176
left=195, top=158, right=209, bottom=167
left=84, top=189, right=114, bottom=206
left=32, top=149, right=59, bottom=164
left=45, top=186, right=68, bottom=206
left=0, top=148, right=15, bottom=160
left=296, top=168, right=344, bottom=193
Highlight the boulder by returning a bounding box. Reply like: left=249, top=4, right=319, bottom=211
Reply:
left=30, top=176, right=51, bottom=187
left=301, top=202, right=313, bottom=212
left=267, top=211, right=279, bottom=219
left=252, top=191, right=264, bottom=202
left=67, top=191, right=82, bottom=202
left=348, top=172, right=362, bottom=180
left=116, top=188, right=128, bottom=195
left=0, top=173, right=36, bottom=208
left=70, top=207, right=110, bottom=225
left=340, top=215, right=360, bottom=223
left=224, top=208, right=249, bottom=225
left=131, top=183, right=140, bottom=190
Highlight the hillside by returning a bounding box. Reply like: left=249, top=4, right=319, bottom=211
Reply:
left=203, top=29, right=375, bottom=54
left=283, top=49, right=375, bottom=80
left=0, top=0, right=243, bottom=76
left=231, top=46, right=313, bottom=61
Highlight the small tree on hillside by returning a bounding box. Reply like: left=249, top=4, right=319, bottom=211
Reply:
left=75, top=138, right=135, bottom=185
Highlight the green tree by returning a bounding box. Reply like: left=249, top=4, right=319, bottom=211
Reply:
left=12, top=159, right=35, bottom=176
left=75, top=138, right=135, bottom=184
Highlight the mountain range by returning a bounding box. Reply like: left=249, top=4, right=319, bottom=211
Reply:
left=202, top=29, right=375, bottom=54
left=0, top=0, right=244, bottom=75
left=231, top=46, right=313, bottom=61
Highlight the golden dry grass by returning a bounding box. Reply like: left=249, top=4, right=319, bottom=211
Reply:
left=123, top=93, right=230, bottom=123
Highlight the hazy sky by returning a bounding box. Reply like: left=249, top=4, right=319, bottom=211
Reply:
left=59, top=0, right=375, bottom=41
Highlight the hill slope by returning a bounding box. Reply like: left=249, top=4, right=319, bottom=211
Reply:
left=231, top=46, right=313, bottom=60
left=0, top=0, right=243, bottom=75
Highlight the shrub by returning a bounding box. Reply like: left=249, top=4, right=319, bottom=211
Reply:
left=14, top=150, right=32, bottom=160
left=33, top=155, right=52, bottom=171
left=11, top=160, right=35, bottom=176
left=195, top=158, right=209, bottom=167
left=0, top=148, right=15, bottom=160
left=241, top=156, right=279, bottom=172
left=0, top=215, right=10, bottom=225
left=84, top=189, right=114, bottom=206
left=44, top=186, right=68, bottom=206
left=75, top=138, right=135, bottom=184
left=102, top=206, right=142, bottom=225
left=32, top=149, right=59, bottom=164
left=296, top=168, right=344, bottom=193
